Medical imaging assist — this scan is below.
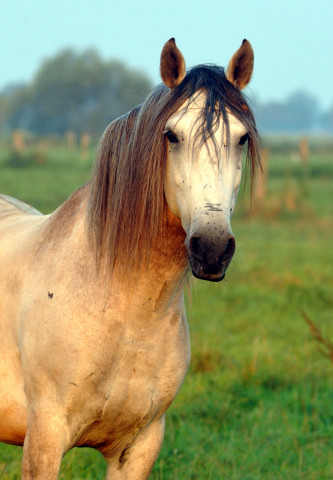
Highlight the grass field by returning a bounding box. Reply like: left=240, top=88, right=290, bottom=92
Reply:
left=0, top=140, right=332, bottom=479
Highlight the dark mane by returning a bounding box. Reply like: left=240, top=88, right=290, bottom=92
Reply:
left=87, top=65, right=261, bottom=277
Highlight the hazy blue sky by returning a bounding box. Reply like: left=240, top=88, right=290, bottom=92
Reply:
left=1, top=0, right=332, bottom=108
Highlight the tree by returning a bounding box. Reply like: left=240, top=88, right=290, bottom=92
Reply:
left=321, top=104, right=333, bottom=132
left=254, top=90, right=320, bottom=133
left=1, top=49, right=153, bottom=137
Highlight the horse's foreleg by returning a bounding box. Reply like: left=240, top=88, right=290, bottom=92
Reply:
left=104, top=416, right=165, bottom=480
left=21, top=408, right=68, bottom=479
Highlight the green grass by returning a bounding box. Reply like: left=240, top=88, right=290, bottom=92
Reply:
left=0, top=146, right=93, bottom=213
left=0, top=144, right=332, bottom=479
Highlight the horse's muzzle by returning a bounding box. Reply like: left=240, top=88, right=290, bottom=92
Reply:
left=186, top=233, right=236, bottom=282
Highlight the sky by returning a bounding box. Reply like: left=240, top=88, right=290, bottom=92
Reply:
left=1, top=0, right=332, bottom=109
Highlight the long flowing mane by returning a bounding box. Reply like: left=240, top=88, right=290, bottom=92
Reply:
left=87, top=65, right=261, bottom=277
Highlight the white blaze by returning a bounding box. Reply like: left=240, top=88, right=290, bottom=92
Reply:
left=164, top=93, right=247, bottom=238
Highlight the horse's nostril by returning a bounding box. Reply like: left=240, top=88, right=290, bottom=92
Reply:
left=223, top=236, right=236, bottom=262
left=189, top=235, right=203, bottom=260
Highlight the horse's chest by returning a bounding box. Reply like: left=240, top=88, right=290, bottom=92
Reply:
left=76, top=312, right=190, bottom=449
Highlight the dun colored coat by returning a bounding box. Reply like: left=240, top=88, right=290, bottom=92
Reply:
left=0, top=38, right=260, bottom=479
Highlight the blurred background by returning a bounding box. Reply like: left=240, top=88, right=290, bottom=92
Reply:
left=0, top=1, right=332, bottom=479
left=1, top=0, right=333, bottom=139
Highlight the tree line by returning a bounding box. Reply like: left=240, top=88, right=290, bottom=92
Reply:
left=0, top=49, right=153, bottom=138
left=254, top=90, right=333, bottom=134
left=0, top=48, right=332, bottom=137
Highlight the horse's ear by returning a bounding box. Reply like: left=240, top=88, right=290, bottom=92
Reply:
left=226, top=39, right=254, bottom=90
left=160, top=38, right=186, bottom=89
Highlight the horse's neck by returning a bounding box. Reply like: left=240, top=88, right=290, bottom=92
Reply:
left=46, top=187, right=188, bottom=312
left=143, top=213, right=189, bottom=311
left=151, top=211, right=188, bottom=276
left=116, top=212, right=189, bottom=313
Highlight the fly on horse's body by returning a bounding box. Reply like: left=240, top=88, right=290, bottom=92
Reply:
left=0, top=39, right=260, bottom=478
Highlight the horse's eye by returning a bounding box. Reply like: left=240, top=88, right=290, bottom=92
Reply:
left=239, top=133, right=249, bottom=146
left=165, top=130, right=179, bottom=144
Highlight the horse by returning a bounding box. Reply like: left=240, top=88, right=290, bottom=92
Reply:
left=0, top=38, right=260, bottom=479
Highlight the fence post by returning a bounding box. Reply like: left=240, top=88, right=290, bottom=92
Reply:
left=299, top=137, right=309, bottom=164
left=13, top=130, right=25, bottom=154
left=66, top=131, right=77, bottom=150
left=80, top=133, right=91, bottom=160
left=254, top=147, right=269, bottom=210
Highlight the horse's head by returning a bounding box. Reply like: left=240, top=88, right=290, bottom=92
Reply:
left=161, top=38, right=256, bottom=282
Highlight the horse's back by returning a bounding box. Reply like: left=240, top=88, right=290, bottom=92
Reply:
left=0, top=194, right=43, bottom=218
left=0, top=193, right=47, bottom=247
